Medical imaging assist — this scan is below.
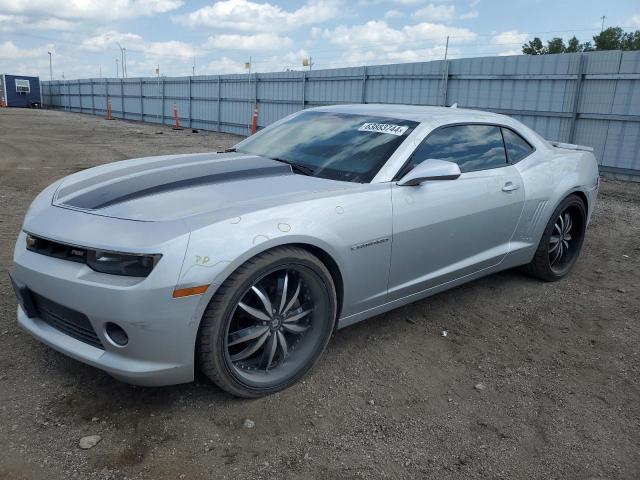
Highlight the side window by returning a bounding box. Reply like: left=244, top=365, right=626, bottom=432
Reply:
left=408, top=124, right=507, bottom=173
left=502, top=128, right=534, bottom=163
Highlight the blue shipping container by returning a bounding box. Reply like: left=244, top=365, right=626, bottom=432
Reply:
left=1, top=74, right=41, bottom=108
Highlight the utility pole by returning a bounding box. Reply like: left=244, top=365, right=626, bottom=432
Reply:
left=600, top=15, right=606, bottom=32
left=444, top=35, right=450, bottom=62
left=47, top=51, right=53, bottom=81
left=123, top=48, right=127, bottom=78
left=192, top=56, right=196, bottom=76
left=441, top=36, right=450, bottom=107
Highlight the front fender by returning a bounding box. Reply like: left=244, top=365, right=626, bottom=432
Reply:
left=175, top=216, right=351, bottom=331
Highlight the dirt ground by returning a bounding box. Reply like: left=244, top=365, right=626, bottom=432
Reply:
left=0, top=108, right=639, bottom=480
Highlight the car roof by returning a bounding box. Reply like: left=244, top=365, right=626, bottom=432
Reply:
left=310, top=103, right=514, bottom=126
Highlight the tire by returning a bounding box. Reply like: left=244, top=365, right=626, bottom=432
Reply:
left=524, top=194, right=587, bottom=282
left=197, top=246, right=337, bottom=398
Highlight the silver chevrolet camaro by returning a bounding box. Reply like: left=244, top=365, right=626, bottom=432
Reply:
left=11, top=105, right=599, bottom=397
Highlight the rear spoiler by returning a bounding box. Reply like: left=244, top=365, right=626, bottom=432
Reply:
left=549, top=141, right=594, bottom=152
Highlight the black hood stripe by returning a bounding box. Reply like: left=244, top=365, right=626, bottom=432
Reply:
left=60, top=157, right=292, bottom=210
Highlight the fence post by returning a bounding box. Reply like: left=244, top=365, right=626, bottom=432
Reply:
left=188, top=76, right=192, bottom=128
left=361, top=66, right=367, bottom=103
left=90, top=79, right=95, bottom=114
left=217, top=76, right=221, bottom=132
left=139, top=78, right=144, bottom=121
left=301, top=71, right=306, bottom=110
left=568, top=54, right=586, bottom=144
left=254, top=73, right=258, bottom=131
left=78, top=80, right=82, bottom=113
left=161, top=77, right=165, bottom=126
left=120, top=78, right=125, bottom=119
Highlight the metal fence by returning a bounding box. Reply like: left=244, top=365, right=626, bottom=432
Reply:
left=42, top=50, right=640, bottom=180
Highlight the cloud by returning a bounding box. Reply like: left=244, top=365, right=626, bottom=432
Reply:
left=205, top=33, right=293, bottom=51
left=384, top=10, right=404, bottom=20
left=460, top=10, right=478, bottom=19
left=0, top=40, right=55, bottom=62
left=0, top=14, right=76, bottom=32
left=203, top=57, right=247, bottom=75
left=391, top=0, right=428, bottom=5
left=497, top=49, right=519, bottom=56
left=0, top=40, right=27, bottom=59
left=491, top=30, right=530, bottom=46
left=81, top=31, right=144, bottom=52
left=314, top=20, right=473, bottom=70
left=321, top=20, right=476, bottom=48
left=145, top=41, right=197, bottom=60
left=623, top=14, right=640, bottom=28
left=0, top=0, right=183, bottom=21
left=412, top=4, right=456, bottom=22
left=174, top=0, right=341, bottom=32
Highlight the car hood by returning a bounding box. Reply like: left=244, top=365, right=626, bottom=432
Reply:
left=52, top=152, right=355, bottom=222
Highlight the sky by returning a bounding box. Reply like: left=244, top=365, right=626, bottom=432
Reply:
left=0, top=0, right=639, bottom=80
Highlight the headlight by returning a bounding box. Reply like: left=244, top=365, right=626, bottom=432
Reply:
left=86, top=250, right=162, bottom=277
left=26, top=233, right=161, bottom=278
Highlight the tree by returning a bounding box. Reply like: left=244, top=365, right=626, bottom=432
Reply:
left=522, top=37, right=544, bottom=55
left=622, top=31, right=640, bottom=50
left=521, top=26, right=640, bottom=54
left=565, top=36, right=582, bottom=53
left=546, top=37, right=566, bottom=54
left=593, top=27, right=625, bottom=50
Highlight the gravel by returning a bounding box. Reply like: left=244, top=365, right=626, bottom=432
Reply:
left=1, top=109, right=639, bottom=479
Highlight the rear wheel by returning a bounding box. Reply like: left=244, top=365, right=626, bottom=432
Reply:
left=197, top=247, right=336, bottom=397
left=524, top=194, right=587, bottom=281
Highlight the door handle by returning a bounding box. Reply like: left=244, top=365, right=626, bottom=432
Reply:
left=502, top=182, right=520, bottom=192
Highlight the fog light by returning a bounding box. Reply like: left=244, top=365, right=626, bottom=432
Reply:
left=105, top=322, right=128, bottom=346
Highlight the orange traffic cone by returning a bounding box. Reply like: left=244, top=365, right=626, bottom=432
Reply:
left=106, top=97, right=113, bottom=120
left=250, top=104, right=259, bottom=134
left=172, top=101, right=182, bottom=130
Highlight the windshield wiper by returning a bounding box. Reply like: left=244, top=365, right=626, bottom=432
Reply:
left=270, top=158, right=315, bottom=177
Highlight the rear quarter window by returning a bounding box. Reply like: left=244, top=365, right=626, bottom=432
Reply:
left=502, top=128, right=534, bottom=163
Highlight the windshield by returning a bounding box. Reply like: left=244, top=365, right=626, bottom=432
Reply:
left=235, top=111, right=418, bottom=183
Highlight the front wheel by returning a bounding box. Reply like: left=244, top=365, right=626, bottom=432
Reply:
left=197, top=247, right=336, bottom=397
left=524, top=194, right=587, bottom=281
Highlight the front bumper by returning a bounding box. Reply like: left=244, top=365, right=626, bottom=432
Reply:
left=11, top=224, right=201, bottom=387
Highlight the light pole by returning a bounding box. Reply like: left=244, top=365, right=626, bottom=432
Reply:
left=116, top=58, right=119, bottom=78
left=116, top=42, right=126, bottom=78
left=47, top=51, right=53, bottom=81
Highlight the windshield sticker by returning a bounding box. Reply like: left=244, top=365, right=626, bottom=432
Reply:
left=358, top=123, right=409, bottom=136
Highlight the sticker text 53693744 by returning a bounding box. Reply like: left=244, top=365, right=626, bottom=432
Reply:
left=358, top=123, right=409, bottom=136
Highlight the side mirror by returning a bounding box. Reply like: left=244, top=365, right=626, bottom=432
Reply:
left=397, top=159, right=461, bottom=186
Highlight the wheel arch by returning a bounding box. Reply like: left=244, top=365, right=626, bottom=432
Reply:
left=194, top=238, right=346, bottom=329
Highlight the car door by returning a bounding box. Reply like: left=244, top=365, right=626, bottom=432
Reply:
left=387, top=123, right=525, bottom=301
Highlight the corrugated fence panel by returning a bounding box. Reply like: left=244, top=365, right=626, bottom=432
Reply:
left=41, top=50, right=640, bottom=179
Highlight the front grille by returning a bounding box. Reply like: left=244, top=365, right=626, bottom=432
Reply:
left=31, top=291, right=104, bottom=349
left=26, top=234, right=87, bottom=264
